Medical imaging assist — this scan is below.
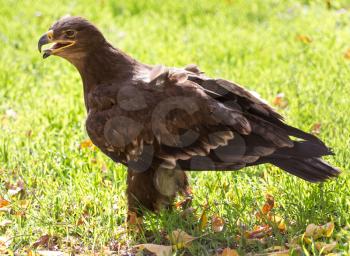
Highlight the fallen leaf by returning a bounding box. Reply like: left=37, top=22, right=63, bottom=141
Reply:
left=344, top=48, right=350, bottom=59
left=245, top=225, right=272, bottom=239
left=175, top=196, right=192, bottom=209
left=199, top=204, right=208, bottom=229
left=220, top=247, right=239, bottom=256
left=135, top=244, right=172, bottom=256
left=262, top=194, right=274, bottom=215
left=315, top=241, right=337, bottom=254
left=304, top=222, right=334, bottom=241
left=269, top=215, right=287, bottom=232
left=79, top=139, right=95, bottom=149
left=32, top=235, right=50, bottom=249
left=179, top=207, right=196, bottom=218
left=0, top=197, right=10, bottom=208
left=311, top=123, right=321, bottom=135
left=167, top=229, right=197, bottom=249
left=127, top=211, right=143, bottom=227
left=272, top=93, right=288, bottom=108
left=264, top=246, right=286, bottom=252
left=31, top=234, right=57, bottom=250
left=212, top=215, right=225, bottom=232
left=296, top=34, right=312, bottom=44
left=324, top=222, right=335, bottom=237
left=25, top=130, right=33, bottom=137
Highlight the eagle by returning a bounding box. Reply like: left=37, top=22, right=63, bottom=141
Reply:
left=38, top=16, right=340, bottom=214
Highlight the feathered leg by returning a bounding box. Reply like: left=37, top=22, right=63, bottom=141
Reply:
left=126, top=167, right=189, bottom=215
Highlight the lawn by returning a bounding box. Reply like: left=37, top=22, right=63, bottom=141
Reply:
left=0, top=0, right=350, bottom=255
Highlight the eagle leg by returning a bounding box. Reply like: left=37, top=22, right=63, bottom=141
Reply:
left=126, top=167, right=189, bottom=215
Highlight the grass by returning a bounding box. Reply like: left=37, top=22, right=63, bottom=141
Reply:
left=0, top=0, right=350, bottom=254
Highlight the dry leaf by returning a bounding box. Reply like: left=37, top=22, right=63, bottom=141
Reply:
left=135, top=244, right=172, bottom=256
left=0, top=197, right=10, bottom=208
left=272, top=93, right=288, bottom=108
left=31, top=234, right=57, bottom=249
left=311, top=123, right=322, bottom=135
left=296, top=34, right=312, bottom=44
left=304, top=222, right=334, bottom=241
left=212, top=215, right=225, bottom=232
left=268, top=215, right=287, bottom=232
left=127, top=211, right=143, bottom=228
left=245, top=225, right=272, bottom=239
left=199, top=205, right=208, bottom=229
left=220, top=247, right=239, bottom=256
left=79, top=139, right=95, bottom=149
left=262, top=194, right=274, bottom=215
left=167, top=229, right=197, bottom=249
left=315, top=241, right=337, bottom=254
left=344, top=48, right=350, bottom=59
left=179, top=207, right=196, bottom=218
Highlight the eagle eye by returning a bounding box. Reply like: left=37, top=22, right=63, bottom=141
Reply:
left=65, top=30, right=76, bottom=38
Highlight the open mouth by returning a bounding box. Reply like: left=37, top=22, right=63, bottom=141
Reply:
left=45, top=40, right=75, bottom=52
left=42, top=40, right=75, bottom=58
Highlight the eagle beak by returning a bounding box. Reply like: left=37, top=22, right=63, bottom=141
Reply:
left=38, top=30, right=54, bottom=59
left=38, top=30, right=75, bottom=59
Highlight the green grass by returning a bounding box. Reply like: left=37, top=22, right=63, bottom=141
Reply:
left=1, top=0, right=350, bottom=254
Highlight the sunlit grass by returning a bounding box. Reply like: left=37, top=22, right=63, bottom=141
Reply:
left=0, top=0, right=350, bottom=254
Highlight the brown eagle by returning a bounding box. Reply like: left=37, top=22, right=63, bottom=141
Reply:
left=38, top=16, right=340, bottom=214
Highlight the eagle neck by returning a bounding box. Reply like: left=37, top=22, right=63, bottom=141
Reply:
left=78, top=43, right=139, bottom=95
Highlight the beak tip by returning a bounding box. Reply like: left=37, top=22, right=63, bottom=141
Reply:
left=38, top=33, right=49, bottom=54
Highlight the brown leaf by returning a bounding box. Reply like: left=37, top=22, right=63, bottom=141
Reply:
left=262, top=194, right=274, bottom=215
left=245, top=225, right=272, bottom=239
left=31, top=234, right=57, bottom=250
left=0, top=197, right=10, bottom=208
left=127, top=211, right=143, bottom=227
left=304, top=222, right=335, bottom=242
left=211, top=215, right=225, bottom=232
left=311, top=123, right=322, bottom=135
left=135, top=244, right=172, bottom=256
left=296, top=34, right=312, bottom=44
left=167, top=229, right=197, bottom=249
left=79, top=139, right=95, bottom=150
left=32, top=234, right=50, bottom=249
left=272, top=93, right=288, bottom=108
left=315, top=241, right=337, bottom=254
left=344, top=48, right=350, bottom=59
left=199, top=204, right=209, bottom=229
left=220, top=248, right=239, bottom=256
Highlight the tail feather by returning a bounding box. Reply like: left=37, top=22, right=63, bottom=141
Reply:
left=268, top=157, right=340, bottom=182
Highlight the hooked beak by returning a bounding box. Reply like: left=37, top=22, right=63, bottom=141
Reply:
left=38, top=30, right=75, bottom=59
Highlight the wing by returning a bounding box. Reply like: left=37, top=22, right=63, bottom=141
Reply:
left=86, top=66, right=262, bottom=171
left=86, top=64, right=336, bottom=180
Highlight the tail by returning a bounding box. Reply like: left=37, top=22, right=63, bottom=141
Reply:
left=268, top=157, right=340, bottom=182
left=258, top=139, right=340, bottom=182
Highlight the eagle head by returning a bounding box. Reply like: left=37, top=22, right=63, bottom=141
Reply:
left=38, top=16, right=105, bottom=60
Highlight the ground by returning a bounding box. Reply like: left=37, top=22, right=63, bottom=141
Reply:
left=0, top=0, right=350, bottom=255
